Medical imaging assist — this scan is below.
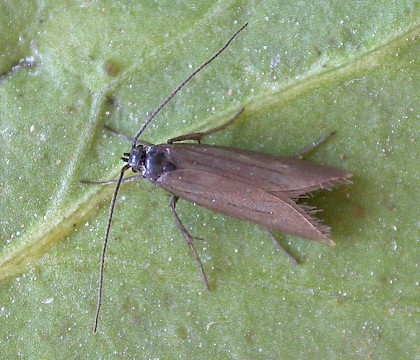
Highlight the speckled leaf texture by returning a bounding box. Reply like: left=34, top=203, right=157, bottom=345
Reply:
left=0, top=1, right=418, bottom=358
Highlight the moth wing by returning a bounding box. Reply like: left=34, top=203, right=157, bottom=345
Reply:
left=166, top=144, right=352, bottom=197
left=156, top=168, right=334, bottom=245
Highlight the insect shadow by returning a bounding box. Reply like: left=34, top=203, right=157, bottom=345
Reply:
left=82, top=23, right=352, bottom=333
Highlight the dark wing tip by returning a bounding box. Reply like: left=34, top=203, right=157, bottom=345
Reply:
left=319, top=175, right=353, bottom=191
left=298, top=204, right=336, bottom=246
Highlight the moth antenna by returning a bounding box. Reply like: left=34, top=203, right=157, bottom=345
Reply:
left=94, top=164, right=130, bottom=334
left=94, top=23, right=248, bottom=332
left=132, top=22, right=248, bottom=146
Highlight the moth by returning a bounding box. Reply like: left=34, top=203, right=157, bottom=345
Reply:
left=89, top=23, right=352, bottom=332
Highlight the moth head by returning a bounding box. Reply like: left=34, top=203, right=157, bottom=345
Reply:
left=122, top=144, right=148, bottom=173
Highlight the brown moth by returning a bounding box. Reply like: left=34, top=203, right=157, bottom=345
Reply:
left=89, top=23, right=352, bottom=333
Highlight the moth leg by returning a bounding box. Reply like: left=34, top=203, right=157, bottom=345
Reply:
left=104, top=125, right=132, bottom=142
left=295, top=132, right=336, bottom=159
left=81, top=176, right=143, bottom=186
left=104, top=125, right=153, bottom=146
left=169, top=196, right=210, bottom=290
left=167, top=108, right=245, bottom=144
left=265, top=229, right=299, bottom=264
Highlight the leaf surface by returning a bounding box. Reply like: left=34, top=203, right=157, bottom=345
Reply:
left=0, top=1, right=418, bottom=358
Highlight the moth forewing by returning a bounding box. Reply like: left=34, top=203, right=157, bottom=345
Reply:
left=154, top=143, right=352, bottom=245
left=160, top=143, right=352, bottom=197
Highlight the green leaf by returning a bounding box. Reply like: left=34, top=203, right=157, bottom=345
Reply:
left=1, top=1, right=418, bottom=358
